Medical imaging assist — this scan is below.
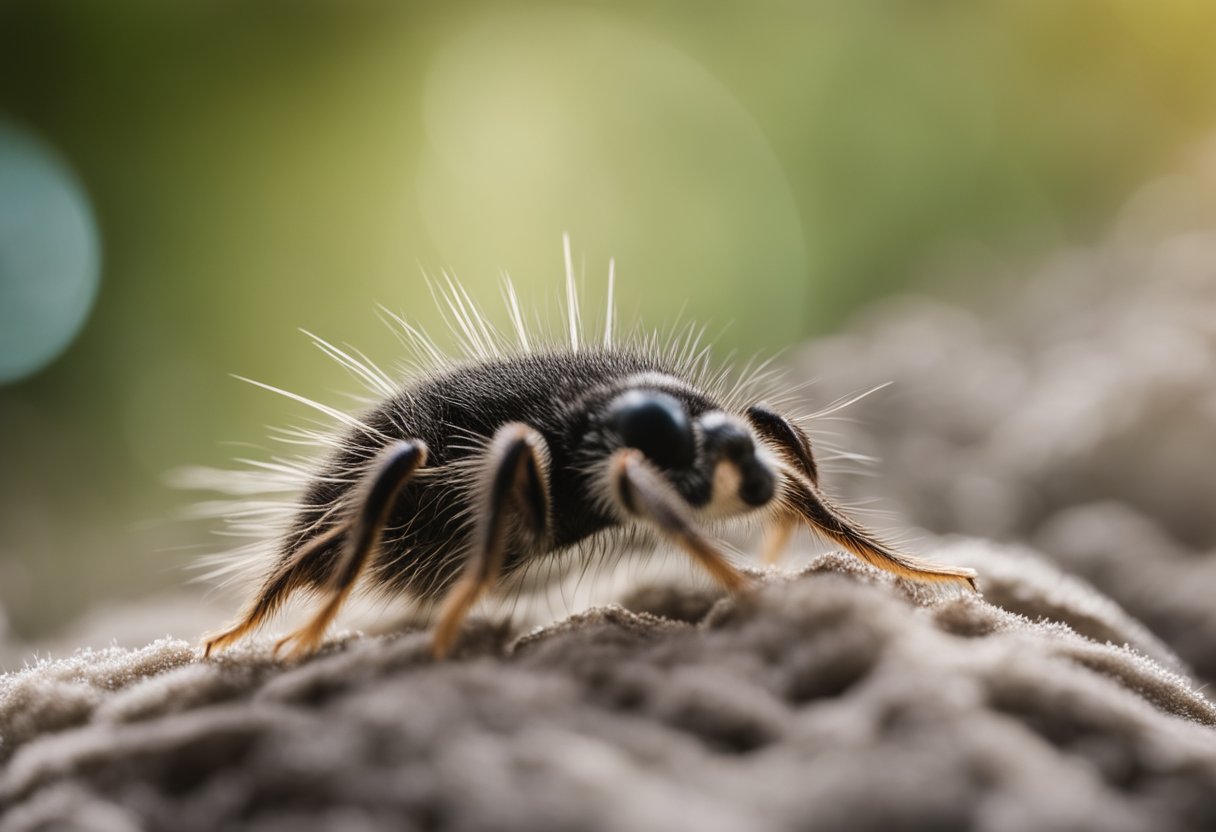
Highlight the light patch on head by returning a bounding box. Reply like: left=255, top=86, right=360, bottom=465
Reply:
left=697, top=410, right=731, bottom=433
left=696, top=437, right=782, bottom=520
left=619, top=371, right=693, bottom=397
left=701, top=459, right=750, bottom=518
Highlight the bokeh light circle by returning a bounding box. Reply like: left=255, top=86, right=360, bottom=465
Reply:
left=417, top=9, right=808, bottom=351
left=0, top=120, right=101, bottom=384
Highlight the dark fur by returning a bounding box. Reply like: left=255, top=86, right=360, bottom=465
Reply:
left=205, top=339, right=976, bottom=658
left=283, top=348, right=717, bottom=600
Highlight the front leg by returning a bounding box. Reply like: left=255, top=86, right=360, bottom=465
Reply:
left=748, top=404, right=977, bottom=590
left=746, top=404, right=816, bottom=565
left=746, top=404, right=818, bottom=484
left=778, top=469, right=977, bottom=590
left=608, top=449, right=752, bottom=592
left=431, top=423, right=552, bottom=659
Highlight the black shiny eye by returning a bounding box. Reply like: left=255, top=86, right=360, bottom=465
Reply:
left=605, top=390, right=695, bottom=470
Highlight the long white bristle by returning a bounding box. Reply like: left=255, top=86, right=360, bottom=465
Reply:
left=377, top=304, right=447, bottom=368
left=604, top=257, right=615, bottom=348
left=806, top=382, right=894, bottom=419
left=230, top=375, right=384, bottom=438
left=300, top=329, right=397, bottom=399
left=502, top=271, right=531, bottom=352
left=563, top=232, right=580, bottom=352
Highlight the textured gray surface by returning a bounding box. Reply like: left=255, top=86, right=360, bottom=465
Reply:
left=2, top=549, right=1215, bottom=832
left=791, top=214, right=1216, bottom=684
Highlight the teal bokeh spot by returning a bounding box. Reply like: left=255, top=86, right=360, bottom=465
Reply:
left=0, top=120, right=101, bottom=384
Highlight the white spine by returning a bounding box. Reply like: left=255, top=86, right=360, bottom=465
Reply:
left=604, top=257, right=615, bottom=348
left=563, top=233, right=580, bottom=352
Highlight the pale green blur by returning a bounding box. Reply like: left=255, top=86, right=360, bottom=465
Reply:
left=2, top=1, right=1215, bottom=637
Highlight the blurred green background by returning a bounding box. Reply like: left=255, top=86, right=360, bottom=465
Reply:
left=2, top=0, right=1216, bottom=639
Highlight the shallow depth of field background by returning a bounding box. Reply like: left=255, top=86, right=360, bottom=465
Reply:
left=2, top=1, right=1216, bottom=644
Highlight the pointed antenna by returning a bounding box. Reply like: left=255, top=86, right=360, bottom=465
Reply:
left=563, top=233, right=580, bottom=352
left=604, top=256, right=616, bottom=348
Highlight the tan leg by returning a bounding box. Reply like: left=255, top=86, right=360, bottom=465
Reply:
left=202, top=523, right=346, bottom=657
left=780, top=469, right=977, bottom=591
left=747, top=403, right=976, bottom=590
left=609, top=449, right=752, bottom=593
left=760, top=513, right=797, bottom=566
left=275, top=440, right=428, bottom=660
left=746, top=404, right=819, bottom=484
left=432, top=424, right=551, bottom=659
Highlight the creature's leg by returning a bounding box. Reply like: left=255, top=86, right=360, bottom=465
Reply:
left=202, top=523, right=346, bottom=657
left=748, top=403, right=975, bottom=588
left=608, top=449, right=752, bottom=592
left=744, top=405, right=820, bottom=565
left=272, top=440, right=428, bottom=659
left=746, top=404, right=819, bottom=485
left=779, top=470, right=975, bottom=589
left=759, top=515, right=797, bottom=566
left=432, top=423, right=551, bottom=659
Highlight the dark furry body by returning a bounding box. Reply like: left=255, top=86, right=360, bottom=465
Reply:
left=204, top=332, right=977, bottom=661
left=282, top=348, right=715, bottom=601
